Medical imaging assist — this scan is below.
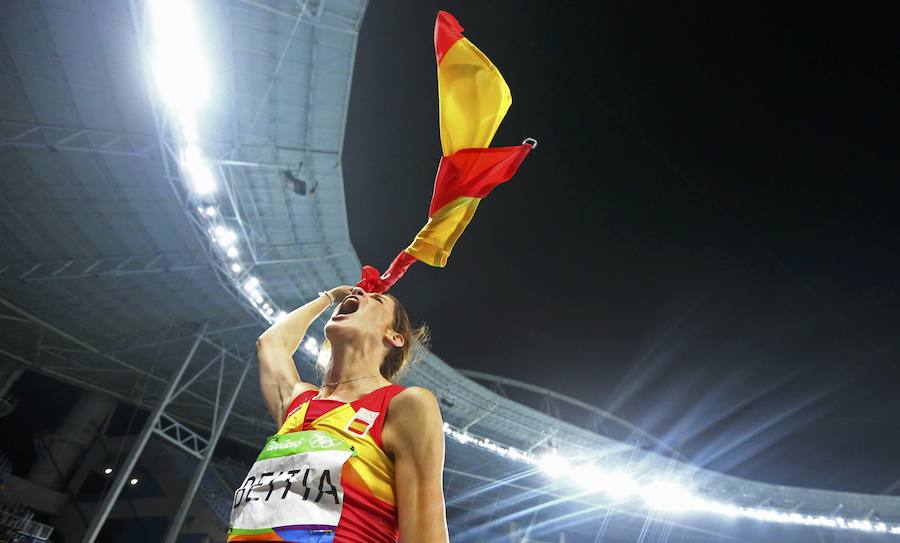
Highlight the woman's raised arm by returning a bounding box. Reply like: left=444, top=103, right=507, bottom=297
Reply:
left=256, top=285, right=352, bottom=425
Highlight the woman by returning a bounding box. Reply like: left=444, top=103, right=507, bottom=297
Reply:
left=228, top=286, right=449, bottom=543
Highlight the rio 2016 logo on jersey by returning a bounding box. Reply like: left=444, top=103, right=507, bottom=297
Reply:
left=344, top=407, right=379, bottom=437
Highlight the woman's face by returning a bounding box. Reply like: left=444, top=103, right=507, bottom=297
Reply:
left=324, top=287, right=398, bottom=346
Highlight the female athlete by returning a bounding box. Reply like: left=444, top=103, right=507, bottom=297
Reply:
left=228, top=285, right=449, bottom=542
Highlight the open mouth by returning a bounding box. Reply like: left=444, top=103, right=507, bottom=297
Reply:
left=334, top=295, right=360, bottom=318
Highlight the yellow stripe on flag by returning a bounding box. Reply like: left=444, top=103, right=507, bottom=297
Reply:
left=438, top=37, right=512, bottom=156
left=406, top=196, right=481, bottom=267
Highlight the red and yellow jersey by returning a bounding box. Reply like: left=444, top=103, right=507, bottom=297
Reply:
left=227, top=384, right=405, bottom=543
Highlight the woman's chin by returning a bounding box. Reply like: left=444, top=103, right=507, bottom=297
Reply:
left=324, top=320, right=355, bottom=340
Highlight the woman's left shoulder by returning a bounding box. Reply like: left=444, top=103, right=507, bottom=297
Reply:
left=382, top=386, right=442, bottom=456
left=389, top=386, right=439, bottom=411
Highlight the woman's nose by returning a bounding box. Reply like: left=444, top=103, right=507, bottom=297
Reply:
left=351, top=286, right=366, bottom=296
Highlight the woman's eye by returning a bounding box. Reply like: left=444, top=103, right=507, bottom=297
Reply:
left=374, top=296, right=384, bottom=304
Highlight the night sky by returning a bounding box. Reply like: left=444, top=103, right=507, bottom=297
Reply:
left=343, top=2, right=900, bottom=494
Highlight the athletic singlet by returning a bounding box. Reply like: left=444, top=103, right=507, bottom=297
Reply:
left=228, top=384, right=405, bottom=542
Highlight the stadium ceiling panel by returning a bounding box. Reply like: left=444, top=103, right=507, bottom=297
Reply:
left=0, top=0, right=367, bottom=452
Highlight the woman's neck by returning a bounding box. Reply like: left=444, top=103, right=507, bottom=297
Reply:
left=319, top=340, right=390, bottom=400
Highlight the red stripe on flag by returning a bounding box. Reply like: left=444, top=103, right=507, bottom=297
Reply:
left=434, top=10, right=464, bottom=65
left=358, top=251, right=417, bottom=293
left=428, top=144, right=533, bottom=217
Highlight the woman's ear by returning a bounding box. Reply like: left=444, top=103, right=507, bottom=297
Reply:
left=385, top=330, right=405, bottom=349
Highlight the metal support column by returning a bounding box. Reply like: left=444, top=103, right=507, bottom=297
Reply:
left=0, top=358, right=24, bottom=397
left=81, top=330, right=206, bottom=543
left=0, top=358, right=23, bottom=418
left=162, top=356, right=252, bottom=543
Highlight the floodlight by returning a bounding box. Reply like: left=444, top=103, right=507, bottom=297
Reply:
left=316, top=352, right=329, bottom=369
left=180, top=145, right=216, bottom=194
left=215, top=228, right=236, bottom=247
left=303, top=337, right=320, bottom=356
left=180, top=115, right=199, bottom=143
left=149, top=0, right=209, bottom=112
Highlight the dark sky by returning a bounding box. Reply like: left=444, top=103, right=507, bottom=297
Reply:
left=343, top=2, right=900, bottom=494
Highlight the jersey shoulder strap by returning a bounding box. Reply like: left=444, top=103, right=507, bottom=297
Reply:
left=282, top=388, right=318, bottom=424
left=349, top=383, right=406, bottom=449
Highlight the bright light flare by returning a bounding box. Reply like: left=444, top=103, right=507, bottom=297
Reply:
left=442, top=423, right=900, bottom=536
left=537, top=451, right=570, bottom=478
left=640, top=480, right=695, bottom=511
left=243, top=276, right=259, bottom=292
left=180, top=145, right=216, bottom=194
left=576, top=463, right=605, bottom=493
left=575, top=464, right=638, bottom=499
left=149, top=0, right=210, bottom=115
left=303, top=337, right=320, bottom=356
left=214, top=226, right=237, bottom=247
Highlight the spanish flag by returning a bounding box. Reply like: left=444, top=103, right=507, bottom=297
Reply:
left=358, top=11, right=535, bottom=293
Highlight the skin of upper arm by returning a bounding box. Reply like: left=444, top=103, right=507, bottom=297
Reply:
left=256, top=339, right=316, bottom=425
left=383, top=386, right=449, bottom=542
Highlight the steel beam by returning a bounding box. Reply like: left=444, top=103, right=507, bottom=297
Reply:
left=0, top=119, right=332, bottom=160
left=0, top=358, right=24, bottom=398
left=163, top=356, right=252, bottom=543
left=232, top=0, right=359, bottom=36
left=0, top=120, right=156, bottom=158
left=153, top=413, right=209, bottom=460
left=172, top=352, right=224, bottom=400
left=0, top=252, right=209, bottom=283
left=14, top=356, right=263, bottom=453
left=253, top=250, right=354, bottom=267
left=81, top=330, right=205, bottom=543
left=217, top=157, right=261, bottom=264
left=104, top=313, right=257, bottom=354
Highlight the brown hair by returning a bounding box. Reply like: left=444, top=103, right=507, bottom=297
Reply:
left=380, top=294, right=430, bottom=381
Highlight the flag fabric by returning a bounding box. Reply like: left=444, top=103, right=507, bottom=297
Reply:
left=357, top=10, right=535, bottom=293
